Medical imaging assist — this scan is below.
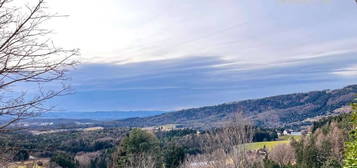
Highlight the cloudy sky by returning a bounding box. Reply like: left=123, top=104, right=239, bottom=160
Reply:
left=42, top=0, right=357, bottom=111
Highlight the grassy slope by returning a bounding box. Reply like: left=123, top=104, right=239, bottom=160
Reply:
left=245, top=135, right=301, bottom=150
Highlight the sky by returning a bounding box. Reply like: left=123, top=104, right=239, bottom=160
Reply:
left=38, top=0, right=357, bottom=111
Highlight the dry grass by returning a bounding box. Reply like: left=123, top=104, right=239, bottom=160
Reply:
left=5, top=158, right=49, bottom=168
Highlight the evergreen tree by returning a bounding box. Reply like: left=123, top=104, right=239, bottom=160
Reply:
left=114, top=128, right=161, bottom=168
left=50, top=153, right=77, bottom=168
left=344, top=100, right=357, bottom=168
left=163, top=145, right=185, bottom=168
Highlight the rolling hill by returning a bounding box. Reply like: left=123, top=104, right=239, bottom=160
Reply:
left=106, top=85, right=357, bottom=129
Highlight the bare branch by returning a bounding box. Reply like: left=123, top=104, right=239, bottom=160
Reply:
left=0, top=0, right=78, bottom=131
left=182, top=113, right=256, bottom=168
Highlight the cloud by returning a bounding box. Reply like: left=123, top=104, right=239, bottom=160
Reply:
left=331, top=65, right=357, bottom=77
left=42, top=0, right=357, bottom=66
left=23, top=0, right=357, bottom=111
left=48, top=51, right=357, bottom=111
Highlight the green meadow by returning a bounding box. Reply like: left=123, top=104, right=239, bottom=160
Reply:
left=245, top=135, right=301, bottom=150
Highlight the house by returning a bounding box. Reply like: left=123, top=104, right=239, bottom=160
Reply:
left=283, top=130, right=289, bottom=135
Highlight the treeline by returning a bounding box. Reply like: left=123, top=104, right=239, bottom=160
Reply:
left=253, top=128, right=278, bottom=142
left=290, top=121, right=347, bottom=168
left=265, top=102, right=357, bottom=168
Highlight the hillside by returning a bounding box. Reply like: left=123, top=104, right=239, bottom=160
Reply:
left=106, top=85, right=357, bottom=129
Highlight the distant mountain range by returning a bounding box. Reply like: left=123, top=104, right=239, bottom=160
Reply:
left=39, top=111, right=166, bottom=121
left=103, top=85, right=357, bottom=129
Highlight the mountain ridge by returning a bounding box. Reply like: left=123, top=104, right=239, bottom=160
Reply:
left=105, top=85, right=357, bottom=129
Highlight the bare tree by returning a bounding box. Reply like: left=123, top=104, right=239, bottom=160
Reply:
left=126, top=153, right=157, bottom=168
left=268, top=144, right=295, bottom=167
left=0, top=0, right=78, bottom=132
left=181, top=113, right=258, bottom=168
left=0, top=143, right=17, bottom=166
left=112, top=150, right=158, bottom=168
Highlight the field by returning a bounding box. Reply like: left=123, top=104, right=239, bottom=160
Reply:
left=245, top=135, right=301, bottom=150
